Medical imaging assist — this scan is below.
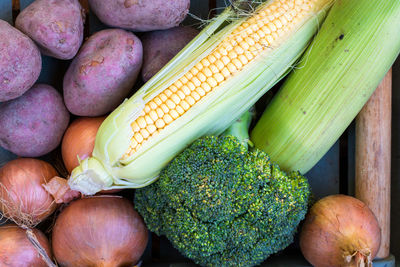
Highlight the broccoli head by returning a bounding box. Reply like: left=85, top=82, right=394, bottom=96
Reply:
left=134, top=132, right=311, bottom=267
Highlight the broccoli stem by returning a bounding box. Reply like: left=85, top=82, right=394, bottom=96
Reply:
left=223, top=110, right=253, bottom=149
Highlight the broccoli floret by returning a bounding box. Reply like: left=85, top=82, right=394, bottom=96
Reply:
left=134, top=111, right=311, bottom=267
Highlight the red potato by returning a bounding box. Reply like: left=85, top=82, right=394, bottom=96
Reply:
left=88, top=0, right=190, bottom=32
left=0, top=84, right=70, bottom=157
left=0, top=20, right=41, bottom=102
left=141, top=26, right=199, bottom=82
left=63, top=29, right=143, bottom=116
left=15, top=0, right=84, bottom=60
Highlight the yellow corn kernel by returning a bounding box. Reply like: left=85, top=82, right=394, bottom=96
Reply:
left=140, top=128, right=150, bottom=139
left=144, top=115, right=153, bottom=125
left=177, top=90, right=186, bottom=100
left=164, top=89, right=173, bottom=97
left=214, top=73, right=225, bottom=83
left=137, top=117, right=146, bottom=128
left=185, top=95, right=195, bottom=106
left=202, top=67, right=213, bottom=77
left=131, top=121, right=140, bottom=132
left=169, top=110, right=179, bottom=120
left=166, top=99, right=176, bottom=109
left=174, top=79, right=183, bottom=88
left=155, top=119, right=165, bottom=129
left=180, top=100, right=190, bottom=111
left=134, top=132, right=143, bottom=143
left=146, top=124, right=157, bottom=134
left=192, top=77, right=201, bottom=87
left=201, top=82, right=212, bottom=92
left=196, top=87, right=206, bottom=97
left=160, top=104, right=169, bottom=114
left=153, top=97, right=162, bottom=106
left=191, top=91, right=201, bottom=101
left=176, top=105, right=185, bottom=115
left=198, top=72, right=207, bottom=82
left=149, top=110, right=158, bottom=121
left=179, top=76, right=188, bottom=85
left=163, top=114, right=173, bottom=125
left=169, top=85, right=178, bottom=93
left=170, top=94, right=181, bottom=104
left=156, top=108, right=164, bottom=118
left=182, top=85, right=191, bottom=95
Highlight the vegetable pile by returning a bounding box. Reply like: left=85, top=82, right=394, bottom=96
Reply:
left=0, top=0, right=399, bottom=266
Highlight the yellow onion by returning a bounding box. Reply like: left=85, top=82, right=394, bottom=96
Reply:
left=0, top=158, right=58, bottom=226
left=52, top=195, right=148, bottom=266
left=61, top=116, right=105, bottom=174
left=300, top=195, right=381, bottom=267
left=0, top=224, right=52, bottom=267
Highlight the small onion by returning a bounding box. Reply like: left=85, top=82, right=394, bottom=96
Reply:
left=0, top=224, right=52, bottom=267
left=300, top=194, right=381, bottom=267
left=61, top=116, right=105, bottom=174
left=52, top=196, right=148, bottom=267
left=0, top=158, right=58, bottom=226
left=61, top=116, right=119, bottom=194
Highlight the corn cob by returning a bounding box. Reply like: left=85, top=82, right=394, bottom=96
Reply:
left=69, top=0, right=334, bottom=195
left=251, top=0, right=400, bottom=174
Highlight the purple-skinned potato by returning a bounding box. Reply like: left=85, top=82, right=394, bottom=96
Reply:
left=141, top=26, right=199, bottom=82
left=0, top=84, right=70, bottom=157
left=0, top=20, right=41, bottom=102
left=88, top=0, right=190, bottom=32
left=15, top=0, right=84, bottom=60
left=63, top=29, right=143, bottom=116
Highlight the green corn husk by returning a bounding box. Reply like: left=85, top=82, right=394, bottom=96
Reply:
left=251, top=0, right=400, bottom=174
left=68, top=0, right=334, bottom=195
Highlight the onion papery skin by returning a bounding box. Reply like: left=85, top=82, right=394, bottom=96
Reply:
left=300, top=194, right=381, bottom=267
left=62, top=116, right=105, bottom=174
left=0, top=158, right=57, bottom=226
left=0, top=224, right=52, bottom=267
left=52, top=196, right=149, bottom=267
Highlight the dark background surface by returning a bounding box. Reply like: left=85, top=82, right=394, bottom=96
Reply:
left=391, top=56, right=399, bottom=262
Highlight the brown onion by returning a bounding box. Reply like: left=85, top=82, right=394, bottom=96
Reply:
left=300, top=194, right=381, bottom=267
left=52, top=196, right=148, bottom=267
left=61, top=116, right=105, bottom=174
left=61, top=116, right=120, bottom=194
left=0, top=224, right=53, bottom=267
left=0, top=158, right=58, bottom=226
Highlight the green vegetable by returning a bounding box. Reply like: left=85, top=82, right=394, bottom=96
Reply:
left=134, top=110, right=311, bottom=267
left=251, top=0, right=400, bottom=173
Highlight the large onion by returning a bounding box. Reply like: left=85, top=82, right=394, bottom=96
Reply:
left=0, top=224, right=52, bottom=267
left=300, top=194, right=381, bottom=267
left=0, top=158, right=58, bottom=226
left=52, top=196, right=148, bottom=267
left=61, top=116, right=105, bottom=174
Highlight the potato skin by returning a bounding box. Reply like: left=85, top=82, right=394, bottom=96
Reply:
left=0, top=84, right=70, bottom=157
left=88, top=0, right=190, bottom=32
left=15, top=0, right=84, bottom=60
left=141, top=26, right=199, bottom=82
left=63, top=29, right=143, bottom=116
left=0, top=20, right=41, bottom=102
